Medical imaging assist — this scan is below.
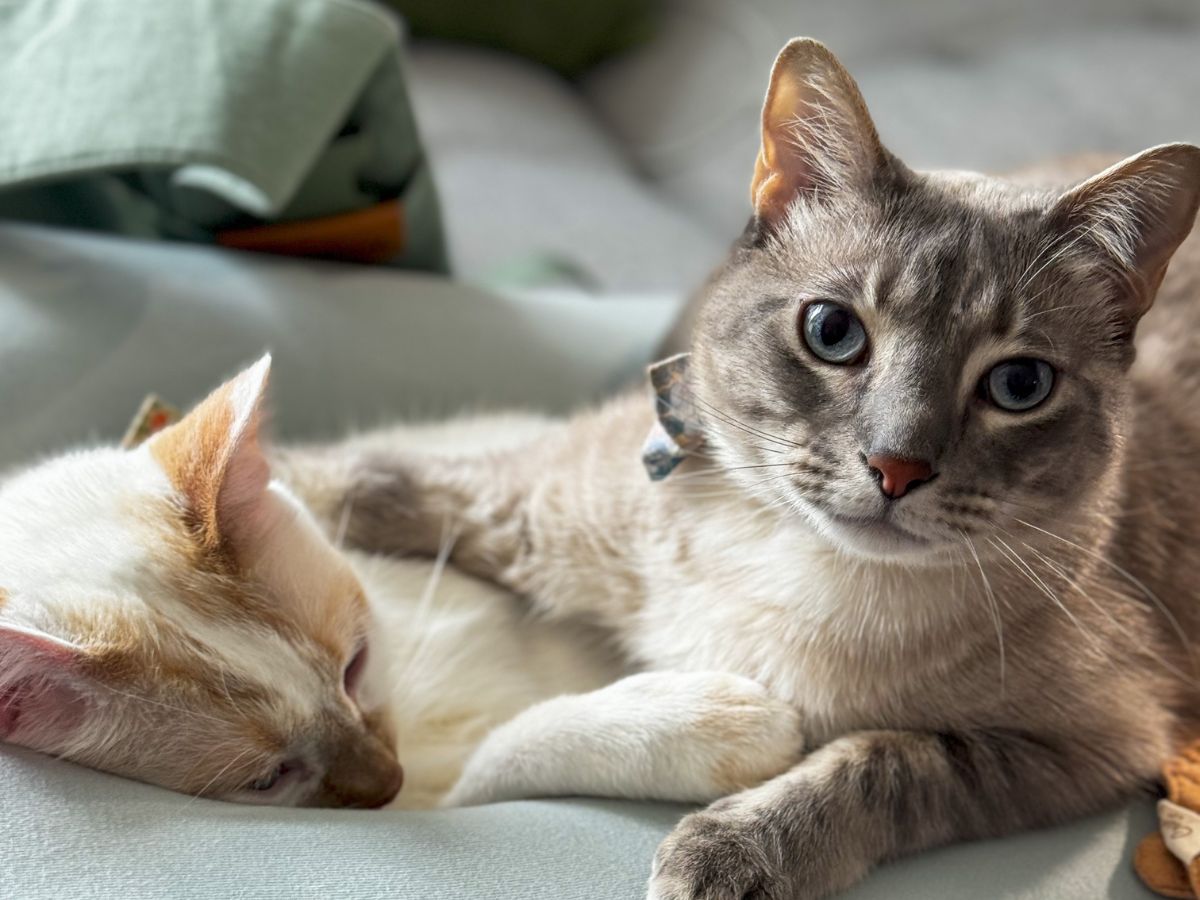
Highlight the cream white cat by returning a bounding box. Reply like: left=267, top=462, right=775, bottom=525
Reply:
left=0, top=355, right=801, bottom=810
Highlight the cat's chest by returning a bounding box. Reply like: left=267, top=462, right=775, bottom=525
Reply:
left=629, top=525, right=966, bottom=741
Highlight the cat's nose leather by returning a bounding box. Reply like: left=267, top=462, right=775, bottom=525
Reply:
left=866, top=454, right=934, bottom=499
left=314, top=732, right=405, bottom=809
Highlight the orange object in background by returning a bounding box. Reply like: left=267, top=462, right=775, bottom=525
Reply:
left=216, top=200, right=406, bottom=265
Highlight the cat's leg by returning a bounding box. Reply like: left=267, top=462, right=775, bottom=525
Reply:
left=441, top=671, right=804, bottom=807
left=273, top=434, right=542, bottom=585
left=275, top=394, right=657, bottom=609
left=647, top=723, right=1165, bottom=900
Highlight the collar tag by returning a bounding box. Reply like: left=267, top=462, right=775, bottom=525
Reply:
left=641, top=352, right=705, bottom=481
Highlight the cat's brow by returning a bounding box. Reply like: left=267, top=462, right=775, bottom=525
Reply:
left=749, top=296, right=796, bottom=316
left=864, top=260, right=901, bottom=310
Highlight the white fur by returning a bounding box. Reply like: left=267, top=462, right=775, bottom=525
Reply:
left=344, top=551, right=618, bottom=808
left=442, top=671, right=803, bottom=808
left=515, top=485, right=978, bottom=748
left=0, top=446, right=329, bottom=753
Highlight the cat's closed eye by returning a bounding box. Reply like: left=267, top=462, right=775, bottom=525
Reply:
left=343, top=640, right=368, bottom=698
left=245, top=759, right=304, bottom=794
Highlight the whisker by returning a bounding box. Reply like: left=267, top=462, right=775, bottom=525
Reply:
left=97, top=683, right=230, bottom=726
left=650, top=393, right=787, bottom=458
left=334, top=489, right=355, bottom=549
left=185, top=746, right=256, bottom=806
left=988, top=536, right=1111, bottom=660
left=1020, top=540, right=1194, bottom=684
left=959, top=530, right=1005, bottom=695
left=679, top=387, right=803, bottom=450
left=665, top=462, right=798, bottom=484
left=1013, top=516, right=1194, bottom=672
left=394, top=522, right=461, bottom=686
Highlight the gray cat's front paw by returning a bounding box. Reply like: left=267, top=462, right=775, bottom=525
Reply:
left=647, top=801, right=863, bottom=900
left=647, top=809, right=793, bottom=900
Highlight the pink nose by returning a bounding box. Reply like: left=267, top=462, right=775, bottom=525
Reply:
left=866, top=454, right=934, bottom=499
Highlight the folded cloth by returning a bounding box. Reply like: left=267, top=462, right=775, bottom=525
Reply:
left=0, top=0, right=447, bottom=270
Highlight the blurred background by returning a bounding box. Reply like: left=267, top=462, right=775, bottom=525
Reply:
left=406, top=0, right=1200, bottom=291
left=400, top=0, right=1200, bottom=289
left=0, top=0, right=1198, bottom=460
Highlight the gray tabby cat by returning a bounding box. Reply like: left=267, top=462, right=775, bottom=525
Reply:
left=328, top=38, right=1200, bottom=899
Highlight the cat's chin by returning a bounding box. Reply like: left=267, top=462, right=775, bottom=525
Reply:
left=798, top=504, right=940, bottom=562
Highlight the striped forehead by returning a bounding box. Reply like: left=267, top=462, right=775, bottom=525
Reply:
left=861, top=212, right=1049, bottom=342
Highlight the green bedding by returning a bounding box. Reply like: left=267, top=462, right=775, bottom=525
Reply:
left=0, top=0, right=446, bottom=270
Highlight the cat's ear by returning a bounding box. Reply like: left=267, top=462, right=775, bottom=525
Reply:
left=149, top=354, right=273, bottom=553
left=750, top=38, right=891, bottom=230
left=1051, top=143, right=1200, bottom=317
left=0, top=619, right=91, bottom=750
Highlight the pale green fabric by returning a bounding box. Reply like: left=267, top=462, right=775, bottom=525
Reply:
left=0, top=223, right=681, bottom=467
left=0, top=0, right=446, bottom=270
left=0, top=744, right=1158, bottom=900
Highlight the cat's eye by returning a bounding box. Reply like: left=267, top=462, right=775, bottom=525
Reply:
left=247, top=762, right=289, bottom=793
left=983, top=358, right=1055, bottom=411
left=343, top=641, right=368, bottom=697
left=801, top=301, right=867, bottom=365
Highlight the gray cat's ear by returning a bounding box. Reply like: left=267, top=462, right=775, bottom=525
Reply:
left=1051, top=143, right=1200, bottom=316
left=750, top=38, right=889, bottom=229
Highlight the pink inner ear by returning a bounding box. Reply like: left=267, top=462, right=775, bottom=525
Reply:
left=216, top=425, right=273, bottom=545
left=149, top=353, right=275, bottom=552
left=0, top=683, right=21, bottom=735
left=0, top=677, right=88, bottom=744
left=0, top=625, right=89, bottom=748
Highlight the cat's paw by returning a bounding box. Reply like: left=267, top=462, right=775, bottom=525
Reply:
left=647, top=793, right=867, bottom=900
left=440, top=767, right=500, bottom=808
left=444, top=671, right=803, bottom=808
left=648, top=808, right=794, bottom=900
left=658, top=671, right=804, bottom=798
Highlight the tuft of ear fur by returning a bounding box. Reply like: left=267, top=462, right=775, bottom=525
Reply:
left=0, top=618, right=90, bottom=750
left=750, top=38, right=891, bottom=229
left=1051, top=143, right=1200, bottom=317
left=149, top=354, right=273, bottom=555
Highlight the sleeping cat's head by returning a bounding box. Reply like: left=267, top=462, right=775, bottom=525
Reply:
left=691, top=38, right=1200, bottom=560
left=0, top=357, right=403, bottom=807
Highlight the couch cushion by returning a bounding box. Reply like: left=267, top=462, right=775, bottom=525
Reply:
left=0, top=223, right=681, bottom=469
left=0, top=0, right=447, bottom=271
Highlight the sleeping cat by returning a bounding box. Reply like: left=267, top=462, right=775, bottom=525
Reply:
left=0, top=356, right=802, bottom=809
left=323, top=38, right=1200, bottom=899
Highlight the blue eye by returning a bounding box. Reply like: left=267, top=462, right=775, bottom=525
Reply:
left=801, top=302, right=867, bottom=364
left=985, top=359, right=1055, bottom=411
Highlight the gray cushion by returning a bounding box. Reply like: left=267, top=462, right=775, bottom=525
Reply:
left=404, top=44, right=728, bottom=291
left=0, top=223, right=680, bottom=468
left=0, top=744, right=1156, bottom=899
